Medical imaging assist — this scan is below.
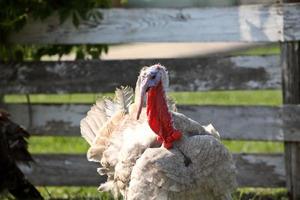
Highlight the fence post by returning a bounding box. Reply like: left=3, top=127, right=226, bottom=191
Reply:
left=281, top=41, right=300, bottom=200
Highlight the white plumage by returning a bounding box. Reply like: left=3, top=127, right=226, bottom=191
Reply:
left=81, top=65, right=237, bottom=200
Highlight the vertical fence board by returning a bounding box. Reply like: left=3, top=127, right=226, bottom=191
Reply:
left=281, top=41, right=300, bottom=200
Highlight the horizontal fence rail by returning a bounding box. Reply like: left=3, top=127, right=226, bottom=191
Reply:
left=4, top=104, right=300, bottom=142
left=19, top=154, right=103, bottom=186
left=9, top=4, right=300, bottom=43
left=126, top=0, right=279, bottom=8
left=18, top=153, right=285, bottom=187
left=0, top=55, right=280, bottom=94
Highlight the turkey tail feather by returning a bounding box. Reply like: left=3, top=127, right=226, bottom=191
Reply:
left=115, top=86, right=134, bottom=114
left=80, top=86, right=134, bottom=159
left=81, top=99, right=112, bottom=143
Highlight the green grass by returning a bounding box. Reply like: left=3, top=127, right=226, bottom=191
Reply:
left=170, top=90, right=281, bottom=106
left=39, top=187, right=288, bottom=200
left=232, top=43, right=280, bottom=56
left=28, top=136, right=89, bottom=154
left=37, top=187, right=114, bottom=200
left=4, top=93, right=113, bottom=104
left=0, top=187, right=114, bottom=200
left=2, top=187, right=287, bottom=200
left=223, top=140, right=283, bottom=153
left=1, top=187, right=287, bottom=200
left=4, top=90, right=282, bottom=106
left=234, top=188, right=288, bottom=200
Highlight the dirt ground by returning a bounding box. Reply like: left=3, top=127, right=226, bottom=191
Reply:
left=46, top=42, right=264, bottom=61
left=101, top=42, right=261, bottom=60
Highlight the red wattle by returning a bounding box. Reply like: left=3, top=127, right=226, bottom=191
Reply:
left=146, top=81, right=182, bottom=149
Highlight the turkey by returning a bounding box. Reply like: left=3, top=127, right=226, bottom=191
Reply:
left=81, top=64, right=237, bottom=200
left=0, top=109, right=43, bottom=200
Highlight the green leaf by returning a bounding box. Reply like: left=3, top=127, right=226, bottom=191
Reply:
left=0, top=0, right=110, bottom=61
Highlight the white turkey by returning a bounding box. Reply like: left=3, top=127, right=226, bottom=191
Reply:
left=81, top=64, right=237, bottom=200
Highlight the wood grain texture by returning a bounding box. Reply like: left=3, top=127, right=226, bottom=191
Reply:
left=281, top=40, right=300, bottom=199
left=0, top=55, right=280, bottom=94
left=284, top=5, right=300, bottom=41
left=128, top=0, right=279, bottom=8
left=4, top=104, right=300, bottom=141
left=19, top=154, right=103, bottom=186
left=238, top=0, right=281, bottom=4
left=233, top=153, right=285, bottom=187
left=18, top=153, right=285, bottom=187
left=10, top=4, right=291, bottom=43
left=179, top=105, right=300, bottom=142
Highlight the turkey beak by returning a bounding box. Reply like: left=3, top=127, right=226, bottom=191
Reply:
left=136, top=76, right=151, bottom=120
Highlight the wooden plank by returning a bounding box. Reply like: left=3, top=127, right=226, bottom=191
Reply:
left=127, top=0, right=279, bottom=8
left=0, top=55, right=280, bottom=94
left=10, top=4, right=291, bottom=43
left=238, top=0, right=281, bottom=4
left=234, top=153, right=285, bottom=187
left=284, top=4, right=300, bottom=41
left=282, top=105, right=300, bottom=141
left=281, top=40, right=300, bottom=199
left=179, top=105, right=300, bottom=142
left=4, top=104, right=87, bottom=136
left=19, top=154, right=103, bottom=186
left=18, top=153, right=285, bottom=187
left=4, top=104, right=300, bottom=142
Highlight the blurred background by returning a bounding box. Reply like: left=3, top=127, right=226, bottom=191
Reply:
left=0, top=0, right=291, bottom=199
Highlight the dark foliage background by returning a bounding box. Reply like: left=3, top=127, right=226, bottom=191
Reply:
left=0, top=0, right=111, bottom=61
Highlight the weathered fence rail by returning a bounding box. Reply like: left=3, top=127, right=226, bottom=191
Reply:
left=18, top=153, right=285, bottom=187
left=0, top=55, right=280, bottom=93
left=4, top=104, right=300, bottom=142
left=10, top=4, right=300, bottom=43
left=127, top=0, right=279, bottom=8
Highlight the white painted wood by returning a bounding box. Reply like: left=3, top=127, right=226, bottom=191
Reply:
left=284, top=4, right=300, bottom=41
left=4, top=104, right=300, bottom=141
left=11, top=4, right=298, bottom=43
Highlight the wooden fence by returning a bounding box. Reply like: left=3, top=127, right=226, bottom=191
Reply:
left=1, top=1, right=300, bottom=199
left=0, top=55, right=293, bottom=187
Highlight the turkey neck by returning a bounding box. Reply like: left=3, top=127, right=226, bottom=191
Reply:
left=146, top=81, right=179, bottom=142
left=146, top=81, right=191, bottom=164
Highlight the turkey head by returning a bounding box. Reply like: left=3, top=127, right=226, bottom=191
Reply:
left=136, top=64, right=181, bottom=149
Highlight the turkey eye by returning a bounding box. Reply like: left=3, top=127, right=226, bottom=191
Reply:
left=151, top=75, right=156, bottom=79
